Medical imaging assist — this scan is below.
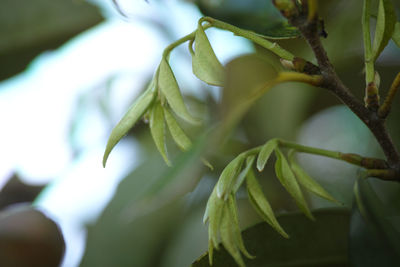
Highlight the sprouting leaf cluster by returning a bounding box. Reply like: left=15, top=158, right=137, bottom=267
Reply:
left=203, top=139, right=337, bottom=266
left=103, top=19, right=228, bottom=167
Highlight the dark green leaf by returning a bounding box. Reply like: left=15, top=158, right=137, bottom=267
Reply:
left=372, top=0, right=397, bottom=61
left=192, top=24, right=225, bottom=86
left=103, top=85, right=155, bottom=167
left=158, top=58, right=200, bottom=124
left=351, top=178, right=400, bottom=266
left=192, top=208, right=351, bottom=267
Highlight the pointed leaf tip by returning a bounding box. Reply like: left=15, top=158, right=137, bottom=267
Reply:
left=158, top=58, right=201, bottom=124
left=149, top=102, right=170, bottom=166
left=275, top=148, right=314, bottom=220
left=164, top=107, right=192, bottom=152
left=103, top=87, right=155, bottom=167
left=246, top=169, right=289, bottom=238
left=257, top=138, right=278, bottom=171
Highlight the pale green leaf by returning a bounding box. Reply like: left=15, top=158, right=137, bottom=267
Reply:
left=392, top=22, right=400, bottom=47
left=227, top=194, right=254, bottom=259
left=274, top=149, right=313, bottom=220
left=103, top=86, right=155, bottom=167
left=246, top=169, right=289, bottom=238
left=192, top=24, right=225, bottom=86
left=220, top=201, right=245, bottom=267
left=257, top=138, right=278, bottom=171
left=372, top=0, right=397, bottom=62
left=158, top=58, right=200, bottom=124
left=207, top=189, right=225, bottom=248
left=216, top=154, right=245, bottom=200
left=164, top=107, right=192, bottom=151
left=149, top=103, right=170, bottom=166
left=233, top=156, right=255, bottom=193
left=289, top=155, right=338, bottom=203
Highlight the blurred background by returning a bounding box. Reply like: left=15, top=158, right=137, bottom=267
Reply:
left=0, top=0, right=399, bottom=266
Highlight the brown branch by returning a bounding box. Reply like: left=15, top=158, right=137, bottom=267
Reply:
left=273, top=0, right=400, bottom=179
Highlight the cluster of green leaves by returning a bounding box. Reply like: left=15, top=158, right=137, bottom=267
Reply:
left=103, top=0, right=400, bottom=266
left=203, top=139, right=337, bottom=266
left=103, top=20, right=226, bottom=167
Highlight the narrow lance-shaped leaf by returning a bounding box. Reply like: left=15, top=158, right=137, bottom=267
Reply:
left=216, top=154, right=245, bottom=200
left=257, top=138, right=278, bottom=171
left=233, top=155, right=255, bottom=193
left=149, top=103, right=170, bottom=166
left=372, top=0, right=397, bottom=62
left=288, top=151, right=338, bottom=203
left=164, top=107, right=192, bottom=151
left=274, top=148, right=314, bottom=220
left=220, top=199, right=245, bottom=267
left=192, top=23, right=225, bottom=86
left=158, top=58, right=200, bottom=124
left=207, top=188, right=225, bottom=249
left=103, top=85, right=155, bottom=167
left=392, top=22, right=400, bottom=48
left=246, top=169, right=289, bottom=238
left=227, top=194, right=254, bottom=260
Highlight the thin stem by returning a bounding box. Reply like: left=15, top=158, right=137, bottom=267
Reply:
left=279, top=140, right=341, bottom=160
left=201, top=17, right=295, bottom=61
left=278, top=140, right=388, bottom=169
left=162, top=23, right=212, bottom=58
left=378, top=72, right=400, bottom=118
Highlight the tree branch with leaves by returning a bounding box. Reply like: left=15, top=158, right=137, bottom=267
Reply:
left=103, top=0, right=400, bottom=266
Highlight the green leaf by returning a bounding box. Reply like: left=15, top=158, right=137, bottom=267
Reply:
left=219, top=197, right=245, bottom=267
left=246, top=169, right=289, bottom=238
left=288, top=152, right=338, bottom=203
left=274, top=148, right=313, bottom=220
left=84, top=135, right=208, bottom=267
left=392, top=22, right=400, bottom=47
left=158, top=58, right=200, bottom=124
left=257, top=138, right=278, bottom=172
left=103, top=85, right=155, bottom=167
left=164, top=107, right=192, bottom=151
left=216, top=154, right=245, bottom=200
left=227, top=195, right=254, bottom=260
left=192, top=23, right=225, bottom=86
left=149, top=103, right=170, bottom=166
left=192, top=208, right=351, bottom=267
left=372, top=0, right=397, bottom=62
left=207, top=189, right=225, bottom=249
left=233, top=155, right=255, bottom=193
